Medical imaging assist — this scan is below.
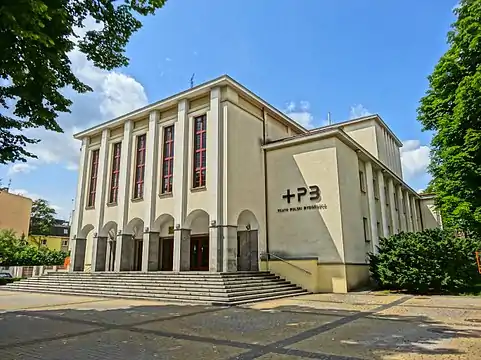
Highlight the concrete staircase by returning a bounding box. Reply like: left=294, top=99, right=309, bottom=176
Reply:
left=4, top=271, right=308, bottom=305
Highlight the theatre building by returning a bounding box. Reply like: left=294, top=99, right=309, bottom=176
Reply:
left=69, top=75, right=441, bottom=293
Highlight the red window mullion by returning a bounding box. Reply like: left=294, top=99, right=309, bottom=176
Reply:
left=88, top=150, right=99, bottom=207
left=193, top=115, right=206, bottom=188
left=134, top=135, right=146, bottom=199
left=109, top=143, right=121, bottom=203
left=161, top=126, right=174, bottom=193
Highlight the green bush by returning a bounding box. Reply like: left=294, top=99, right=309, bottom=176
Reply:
left=0, top=229, right=68, bottom=266
left=369, top=228, right=481, bottom=294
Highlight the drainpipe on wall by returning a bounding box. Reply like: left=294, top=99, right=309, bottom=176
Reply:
left=262, top=108, right=270, bottom=266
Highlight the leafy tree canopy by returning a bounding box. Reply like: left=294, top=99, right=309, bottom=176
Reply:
left=29, top=198, right=56, bottom=236
left=0, top=0, right=167, bottom=164
left=417, top=0, right=481, bottom=236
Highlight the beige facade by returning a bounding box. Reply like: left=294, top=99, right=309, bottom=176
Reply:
left=69, top=75, right=442, bottom=293
left=0, top=190, right=32, bottom=237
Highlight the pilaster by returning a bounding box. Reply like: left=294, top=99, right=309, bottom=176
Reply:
left=412, top=198, right=419, bottom=231
left=209, top=226, right=222, bottom=271
left=223, top=226, right=238, bottom=272
left=377, top=171, right=389, bottom=238
left=173, top=229, right=190, bottom=271
left=387, top=178, right=398, bottom=233
left=114, top=120, right=133, bottom=272
left=91, top=129, right=109, bottom=271
left=142, top=231, right=160, bottom=271
left=141, top=110, right=160, bottom=272
left=365, top=162, right=379, bottom=253
left=397, top=186, right=406, bottom=232
left=405, top=191, right=413, bottom=232
left=69, top=137, right=89, bottom=272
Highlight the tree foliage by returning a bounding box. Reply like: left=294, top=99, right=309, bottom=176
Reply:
left=369, top=229, right=481, bottom=294
left=29, top=198, right=57, bottom=247
left=417, top=0, right=481, bottom=235
left=0, top=0, right=167, bottom=164
left=0, top=229, right=67, bottom=266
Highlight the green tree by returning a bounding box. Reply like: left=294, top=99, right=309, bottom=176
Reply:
left=417, top=0, right=481, bottom=236
left=0, top=0, right=167, bottom=164
left=29, top=199, right=56, bottom=248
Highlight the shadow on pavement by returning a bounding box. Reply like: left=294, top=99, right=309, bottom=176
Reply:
left=0, top=299, right=480, bottom=359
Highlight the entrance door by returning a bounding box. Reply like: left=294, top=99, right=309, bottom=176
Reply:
left=107, top=240, right=116, bottom=271
left=190, top=236, right=209, bottom=271
left=237, top=230, right=259, bottom=271
left=161, top=238, right=174, bottom=271
left=133, top=239, right=143, bottom=271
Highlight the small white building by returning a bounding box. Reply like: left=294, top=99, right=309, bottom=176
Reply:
left=69, top=75, right=441, bottom=293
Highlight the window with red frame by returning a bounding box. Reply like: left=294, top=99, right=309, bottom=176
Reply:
left=193, top=115, right=207, bottom=188
left=134, top=134, right=146, bottom=199
left=87, top=149, right=99, bottom=207
left=161, top=125, right=174, bottom=193
left=109, top=142, right=121, bottom=203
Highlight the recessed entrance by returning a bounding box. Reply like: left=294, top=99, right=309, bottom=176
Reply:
left=160, top=238, right=174, bottom=271
left=133, top=239, right=143, bottom=271
left=190, top=236, right=209, bottom=271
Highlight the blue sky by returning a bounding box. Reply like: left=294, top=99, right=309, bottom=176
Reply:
left=1, top=0, right=458, bottom=219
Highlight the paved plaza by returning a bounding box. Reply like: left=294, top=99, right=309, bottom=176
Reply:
left=0, top=290, right=480, bottom=359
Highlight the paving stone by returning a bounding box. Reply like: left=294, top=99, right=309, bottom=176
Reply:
left=137, top=307, right=340, bottom=346
left=0, top=329, right=247, bottom=360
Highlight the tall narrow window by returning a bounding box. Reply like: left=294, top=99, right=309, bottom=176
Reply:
left=87, top=149, right=99, bottom=207
left=161, top=126, right=175, bottom=193
left=359, top=171, right=366, bottom=192
left=193, top=115, right=207, bottom=188
left=363, top=217, right=370, bottom=242
left=109, top=142, right=121, bottom=204
left=134, top=134, right=146, bottom=199
left=373, top=178, right=379, bottom=199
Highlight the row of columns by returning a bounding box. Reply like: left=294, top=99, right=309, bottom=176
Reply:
left=365, top=161, right=421, bottom=253
left=70, top=87, right=236, bottom=273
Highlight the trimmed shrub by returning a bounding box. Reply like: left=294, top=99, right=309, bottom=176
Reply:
left=369, top=228, right=481, bottom=294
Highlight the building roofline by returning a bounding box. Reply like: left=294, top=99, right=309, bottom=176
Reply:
left=309, top=114, right=403, bottom=147
left=263, top=128, right=419, bottom=198
left=74, top=74, right=307, bottom=139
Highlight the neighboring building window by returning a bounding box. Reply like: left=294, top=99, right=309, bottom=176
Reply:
left=363, top=217, right=370, bottom=242
left=134, top=134, right=146, bottom=199
left=373, top=178, right=379, bottom=199
left=63, top=228, right=68, bottom=235
left=359, top=171, right=366, bottom=192
left=161, top=125, right=175, bottom=193
left=193, top=115, right=207, bottom=188
left=87, top=149, right=100, bottom=207
left=62, top=240, right=68, bottom=246
left=109, top=142, right=121, bottom=203
left=41, top=239, right=47, bottom=245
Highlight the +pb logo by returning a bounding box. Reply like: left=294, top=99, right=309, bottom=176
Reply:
left=282, top=185, right=321, bottom=204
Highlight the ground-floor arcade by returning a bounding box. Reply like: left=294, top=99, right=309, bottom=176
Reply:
left=70, top=209, right=260, bottom=273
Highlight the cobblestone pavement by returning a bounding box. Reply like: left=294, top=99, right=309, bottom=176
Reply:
left=1, top=290, right=481, bottom=359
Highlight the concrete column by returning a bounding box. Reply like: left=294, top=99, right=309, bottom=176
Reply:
left=142, top=111, right=160, bottom=272
left=223, top=226, right=238, bottom=272
left=117, top=234, right=133, bottom=271
left=92, top=236, right=107, bottom=271
left=91, top=129, right=109, bottom=271
left=105, top=238, right=116, bottom=271
left=69, top=138, right=90, bottom=272
left=114, top=120, right=133, bottom=272
left=365, top=162, right=379, bottom=252
left=405, top=191, right=413, bottom=232
left=377, top=171, right=389, bottom=238
left=142, top=231, right=160, bottom=271
left=207, top=87, right=224, bottom=272
left=173, top=229, right=190, bottom=271
left=412, top=198, right=419, bottom=231
left=72, top=238, right=87, bottom=272
left=397, top=186, right=406, bottom=232
left=387, top=178, right=398, bottom=233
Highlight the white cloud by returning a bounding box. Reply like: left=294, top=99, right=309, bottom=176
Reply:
left=7, top=163, right=37, bottom=175
left=349, top=104, right=372, bottom=119
left=165, top=57, right=172, bottom=62
left=10, top=188, right=42, bottom=201
left=400, top=140, right=431, bottom=180
left=284, top=101, right=316, bottom=129
left=9, top=189, right=70, bottom=219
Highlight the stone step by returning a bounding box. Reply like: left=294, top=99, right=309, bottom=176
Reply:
left=22, top=277, right=287, bottom=288
left=43, top=273, right=278, bottom=281
left=8, top=281, right=299, bottom=296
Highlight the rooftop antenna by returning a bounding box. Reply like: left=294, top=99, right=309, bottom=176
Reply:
left=190, top=73, right=195, bottom=88
left=327, top=112, right=332, bottom=125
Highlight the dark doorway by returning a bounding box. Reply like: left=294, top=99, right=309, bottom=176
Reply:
left=160, top=237, right=174, bottom=271
left=237, top=230, right=259, bottom=271
left=107, top=239, right=116, bottom=271
left=190, top=236, right=209, bottom=271
left=133, top=239, right=143, bottom=271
